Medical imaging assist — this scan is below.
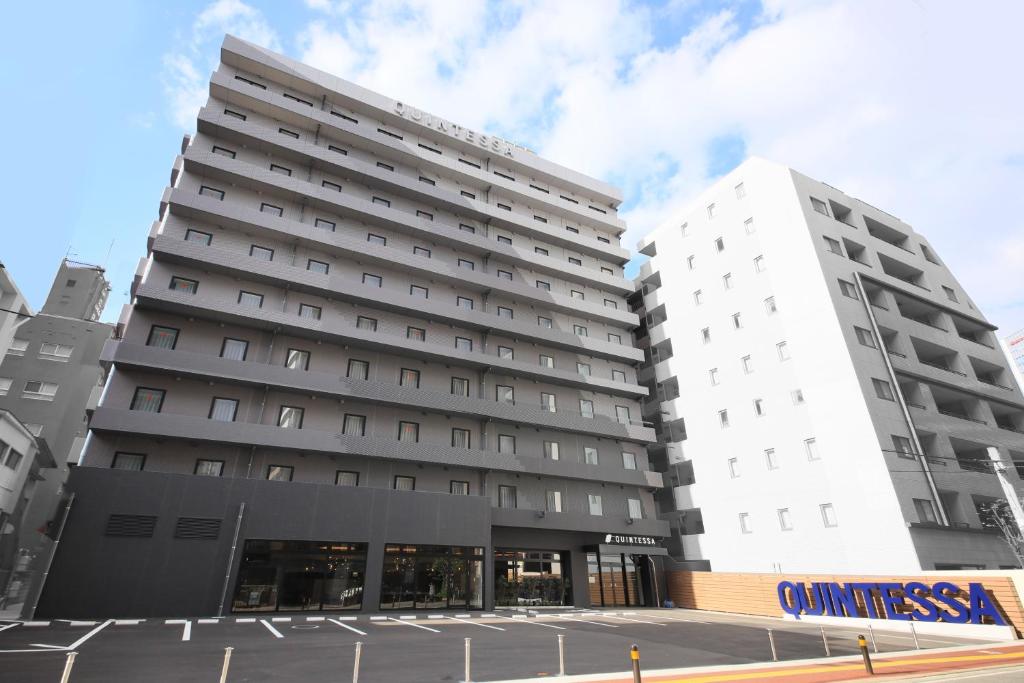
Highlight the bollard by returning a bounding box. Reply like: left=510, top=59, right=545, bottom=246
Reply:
left=909, top=621, right=920, bottom=650
left=59, top=652, right=78, bottom=683
left=219, top=647, right=233, bottom=683
left=630, top=644, right=641, bottom=683
left=767, top=629, right=778, bottom=662
left=857, top=635, right=874, bottom=675
left=353, top=641, right=363, bottom=683
left=820, top=626, right=831, bottom=657
left=557, top=634, right=566, bottom=677
left=464, top=637, right=472, bottom=683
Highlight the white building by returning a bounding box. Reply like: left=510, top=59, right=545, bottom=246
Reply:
left=634, top=157, right=1024, bottom=574
left=1002, top=329, right=1024, bottom=392
left=0, top=265, right=32, bottom=359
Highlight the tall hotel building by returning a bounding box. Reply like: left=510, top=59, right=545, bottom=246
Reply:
left=36, top=36, right=666, bottom=618
left=633, top=157, right=1024, bottom=574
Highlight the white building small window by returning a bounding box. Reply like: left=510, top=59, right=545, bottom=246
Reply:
left=728, top=457, right=739, bottom=478
left=824, top=236, right=844, bottom=255
left=754, top=255, right=766, bottom=272
left=693, top=290, right=703, bottom=305
left=810, top=197, right=830, bottom=216
left=709, top=368, right=719, bottom=386
left=732, top=313, right=742, bottom=329
left=23, top=380, right=58, bottom=401
left=627, top=498, right=643, bottom=520
left=707, top=203, right=716, bottom=219
left=839, top=279, right=859, bottom=299
left=719, top=409, right=729, bottom=428
left=777, top=508, right=793, bottom=531
left=739, top=513, right=752, bottom=534
left=791, top=389, right=805, bottom=405
left=893, top=435, right=915, bottom=458
left=622, top=451, right=637, bottom=470
left=820, top=503, right=838, bottom=528
left=742, top=355, right=753, bottom=374
left=39, top=343, right=73, bottom=361
left=588, top=494, right=603, bottom=516
left=687, top=255, right=695, bottom=270
left=701, top=327, right=711, bottom=344
left=764, top=297, right=777, bottom=314
left=776, top=342, right=790, bottom=361
left=6, top=338, right=28, bottom=356
left=723, top=273, right=732, bottom=290
left=805, top=437, right=820, bottom=461
left=765, top=448, right=778, bottom=470
left=583, top=446, right=599, bottom=465
left=855, top=327, right=876, bottom=348
left=914, top=498, right=937, bottom=524
left=714, top=237, right=725, bottom=252
left=744, top=217, right=755, bottom=234
left=753, top=398, right=765, bottom=416
left=0, top=378, right=11, bottom=396
left=735, top=182, right=746, bottom=199
left=873, top=378, right=895, bottom=401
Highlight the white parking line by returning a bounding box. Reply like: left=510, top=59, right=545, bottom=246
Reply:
left=271, top=617, right=292, bottom=623
left=556, top=615, right=618, bottom=628
left=601, top=615, right=664, bottom=626
left=68, top=621, right=97, bottom=627
left=197, top=619, right=219, bottom=624
left=182, top=620, right=192, bottom=641
left=651, top=615, right=709, bottom=624
left=306, top=617, right=325, bottom=622
left=369, top=616, right=388, bottom=621
left=496, top=616, right=566, bottom=630
left=446, top=616, right=505, bottom=631
left=398, top=615, right=417, bottom=620
left=327, top=618, right=367, bottom=636
left=387, top=617, right=440, bottom=633
left=235, top=618, right=256, bottom=624
left=20, top=622, right=50, bottom=627
left=260, top=619, right=285, bottom=638
left=0, top=623, right=18, bottom=633
left=113, top=619, right=143, bottom=626
left=454, top=614, right=471, bottom=618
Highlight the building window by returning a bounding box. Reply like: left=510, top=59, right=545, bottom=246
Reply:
left=536, top=280, right=551, bottom=291
left=873, top=378, right=895, bottom=401
left=496, top=385, right=514, bottom=404
left=570, top=290, right=584, bottom=300
left=707, top=203, right=716, bottom=219
left=416, top=210, right=433, bottom=221
left=367, top=233, right=387, bottom=245
left=328, top=145, right=347, bottom=155
left=185, top=228, right=212, bottom=244
left=267, top=465, right=293, bottom=482
left=820, top=503, right=838, bottom=527
left=497, top=235, right=512, bottom=245
left=722, top=273, right=732, bottom=290
left=260, top=203, right=284, bottom=217
left=498, top=485, right=517, bottom=508
left=410, top=285, right=429, bottom=299
left=497, top=203, right=511, bottom=211
left=622, top=451, right=637, bottom=470
left=601, top=266, right=613, bottom=275
left=455, top=337, right=472, bottom=352
left=615, top=405, right=631, bottom=424
left=719, top=409, right=729, bottom=428
left=715, top=237, right=725, bottom=252
left=331, top=110, right=357, bottom=123
left=394, top=476, right=416, bottom=491
left=855, top=326, right=876, bottom=348
left=111, top=452, right=146, bottom=471
left=742, top=355, right=753, bottom=374
left=538, top=316, right=552, bottom=328
left=451, top=377, right=470, bottom=397
left=298, top=304, right=322, bottom=320
left=450, top=481, right=469, bottom=495
left=693, top=290, right=703, bottom=305
left=399, top=368, right=420, bottom=388
left=398, top=421, right=420, bottom=443
left=278, top=127, right=299, bottom=139
left=728, top=458, right=739, bottom=478
left=838, top=279, right=859, bottom=299
left=810, top=197, right=830, bottom=216
left=611, top=369, right=626, bottom=383
left=169, top=276, right=198, bottom=294
left=540, top=392, right=556, bottom=412
left=735, top=182, right=746, bottom=198
left=347, top=359, right=370, bottom=380
left=336, top=471, right=359, bottom=487
left=580, top=400, right=595, bottom=419
left=686, top=255, right=695, bottom=270
left=286, top=349, right=310, bottom=371
left=732, top=313, right=742, bottom=329
left=744, top=217, right=755, bottom=234
left=498, top=346, right=513, bottom=360
left=461, top=190, right=475, bottom=199
left=458, top=258, right=475, bottom=270
left=460, top=224, right=477, bottom=234
left=451, top=428, right=471, bottom=449
left=377, top=162, right=395, bottom=172
left=584, top=446, right=599, bottom=465
left=413, top=246, right=431, bottom=258
left=588, top=494, right=603, bottom=516
left=568, top=257, right=582, bottom=266
left=147, top=325, right=179, bottom=349
left=764, top=297, right=777, bottom=315
left=544, top=441, right=560, bottom=461
left=776, top=342, right=790, bottom=361
left=709, top=368, right=719, bottom=385
left=195, top=459, right=224, bottom=477
left=199, top=185, right=225, bottom=200
left=307, top=259, right=329, bottom=274
left=356, top=316, right=377, bottom=331
left=701, top=327, right=711, bottom=344
left=278, top=406, right=304, bottom=429
left=765, top=448, right=778, bottom=470
left=573, top=324, right=588, bottom=337
left=498, top=435, right=516, bottom=455
left=792, top=389, right=805, bottom=405
left=914, top=498, right=937, bottom=523
left=535, top=247, right=549, bottom=256
left=893, top=435, right=915, bottom=458
left=342, top=414, right=366, bottom=436
left=805, top=438, right=820, bottom=461
left=754, top=255, right=765, bottom=272
left=238, top=291, right=264, bottom=308
left=130, top=387, right=165, bottom=412
left=497, top=270, right=512, bottom=280
left=0, top=378, right=10, bottom=396
left=739, top=513, right=751, bottom=533
left=534, top=215, right=548, bottom=224
left=597, top=236, right=610, bottom=244
left=23, top=381, right=58, bottom=401
left=546, top=491, right=563, bottom=512
left=362, top=273, right=382, bottom=287
left=457, top=296, right=474, bottom=310
left=942, top=286, right=959, bottom=303
left=577, top=362, right=591, bottom=376
left=270, top=163, right=292, bottom=176
left=212, top=146, right=237, bottom=160
left=627, top=499, right=643, bottom=520
left=224, top=108, right=246, bottom=120
left=220, top=337, right=248, bottom=361
left=753, top=398, right=765, bottom=416
left=777, top=508, right=793, bottom=531
left=1, top=446, right=21, bottom=470
left=824, top=236, right=844, bottom=255
left=497, top=306, right=513, bottom=319
left=315, top=218, right=336, bottom=232
left=407, top=326, right=426, bottom=341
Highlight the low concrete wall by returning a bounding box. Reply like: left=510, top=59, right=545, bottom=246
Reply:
left=668, top=570, right=1024, bottom=639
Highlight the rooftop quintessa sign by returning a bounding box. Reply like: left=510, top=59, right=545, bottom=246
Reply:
left=394, top=101, right=516, bottom=158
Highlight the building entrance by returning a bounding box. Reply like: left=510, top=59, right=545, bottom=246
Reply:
left=586, top=549, right=658, bottom=607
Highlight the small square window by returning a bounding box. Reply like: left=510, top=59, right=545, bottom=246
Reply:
left=185, top=228, right=212, bottom=245
left=536, top=280, right=551, bottom=291
left=270, top=163, right=292, bottom=176
left=220, top=337, right=248, bottom=361
left=577, top=362, right=591, bottom=376
left=544, top=441, right=560, bottom=461
left=622, top=451, right=637, bottom=470
left=497, top=235, right=512, bottom=245
left=742, top=355, right=753, bottom=374
left=588, top=494, right=603, bottom=516
left=709, top=368, right=719, bottom=386
left=873, top=378, right=895, bottom=401
left=450, top=481, right=469, bottom=495
left=147, top=325, right=179, bottom=349
left=612, top=369, right=626, bottom=382
left=458, top=258, right=475, bottom=270
left=539, top=354, right=554, bottom=368
left=568, top=257, right=582, bottom=266
left=238, top=291, right=264, bottom=308
left=451, top=377, right=470, bottom=397
left=824, top=236, right=844, bottom=255
left=723, top=273, right=732, bottom=290
left=764, top=297, right=777, bottom=314
left=195, top=459, right=224, bottom=477
left=363, top=273, right=382, bottom=287
left=343, top=414, right=366, bottom=436
left=356, top=316, right=378, bottom=331
left=322, top=180, right=342, bottom=192
left=538, top=316, right=553, bottom=329
left=394, top=476, right=416, bottom=491
left=285, top=349, right=310, bottom=371
left=169, top=276, right=198, bottom=294
left=409, top=285, right=429, bottom=299
left=535, top=247, right=549, bottom=256
left=336, top=471, right=359, bottom=487
left=791, top=389, right=805, bottom=405
left=399, top=368, right=420, bottom=388
left=855, top=326, right=876, bottom=348
left=398, top=421, right=420, bottom=443
left=497, top=270, right=513, bottom=280
left=498, top=484, right=517, bottom=508
left=367, top=233, right=386, bottom=246
left=498, top=435, right=516, bottom=455
left=839, top=279, right=859, bottom=299
left=580, top=400, right=595, bottom=419
left=571, top=290, right=584, bottom=300
left=573, top=324, right=588, bottom=337
left=498, top=346, right=514, bottom=360
left=307, top=259, right=329, bottom=274
left=893, top=435, right=915, bottom=458
left=584, top=446, right=599, bottom=465
left=407, top=326, right=426, bottom=342
left=942, top=286, right=959, bottom=303
left=714, top=237, right=725, bottom=252
left=298, top=303, right=322, bottom=320
left=820, top=503, right=838, bottom=528
left=496, top=385, right=514, bottom=404
left=540, top=392, right=556, bottom=412
left=455, top=337, right=473, bottom=352
left=277, top=406, right=304, bottom=429
left=347, top=359, right=370, bottom=381
left=810, top=197, right=830, bottom=216
left=413, top=246, right=431, bottom=257
left=497, top=306, right=513, bottom=319
left=451, top=428, right=471, bottom=449
left=260, top=202, right=283, bottom=217
left=315, top=218, right=336, bottom=232
left=209, top=397, right=239, bottom=422
left=199, top=185, right=225, bottom=200
left=456, top=296, right=474, bottom=310
left=111, top=452, right=146, bottom=471
left=416, top=210, right=433, bottom=221
left=372, top=196, right=391, bottom=208
left=249, top=245, right=274, bottom=261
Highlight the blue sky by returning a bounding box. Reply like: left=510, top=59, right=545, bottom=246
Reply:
left=1, top=0, right=1022, bottom=335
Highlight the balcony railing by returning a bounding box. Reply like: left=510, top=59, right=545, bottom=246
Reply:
left=918, top=358, right=968, bottom=377
left=936, top=408, right=987, bottom=425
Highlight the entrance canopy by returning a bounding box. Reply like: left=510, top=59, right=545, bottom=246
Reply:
left=596, top=543, right=669, bottom=557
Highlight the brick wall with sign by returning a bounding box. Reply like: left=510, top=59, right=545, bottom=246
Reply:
left=667, top=571, right=1024, bottom=637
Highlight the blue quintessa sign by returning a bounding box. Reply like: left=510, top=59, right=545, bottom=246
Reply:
left=777, top=580, right=1007, bottom=626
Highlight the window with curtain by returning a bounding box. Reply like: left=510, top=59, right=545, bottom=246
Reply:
left=615, top=405, right=631, bottom=424
left=498, top=485, right=517, bottom=509
left=544, top=441, right=560, bottom=460
left=298, top=303, right=322, bottom=320
left=622, top=452, right=637, bottom=470
left=580, top=400, right=594, bottom=418
left=146, top=325, right=179, bottom=349
left=540, top=393, right=556, bottom=412
left=394, top=476, right=415, bottom=491
left=335, top=471, right=359, bottom=486
left=628, top=498, right=643, bottom=520
left=278, top=406, right=304, bottom=429
left=452, top=428, right=471, bottom=449
left=356, top=316, right=377, bottom=331
left=267, top=465, right=293, bottom=481
left=398, top=421, right=419, bottom=442
left=343, top=414, right=366, bottom=436
left=220, top=338, right=248, bottom=361
left=399, top=369, right=420, bottom=388
left=588, top=494, right=603, bottom=516
left=496, top=385, right=514, bottom=404
left=111, top=452, right=145, bottom=471
left=498, top=434, right=515, bottom=454
left=209, top=397, right=238, bottom=422
left=451, top=377, right=470, bottom=397
left=546, top=491, right=562, bottom=512
left=450, top=481, right=469, bottom=495
left=285, top=349, right=310, bottom=371
left=194, top=459, right=224, bottom=477
left=347, top=359, right=369, bottom=380
left=131, top=387, right=165, bottom=412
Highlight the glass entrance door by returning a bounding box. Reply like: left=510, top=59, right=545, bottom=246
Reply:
left=586, top=551, right=650, bottom=607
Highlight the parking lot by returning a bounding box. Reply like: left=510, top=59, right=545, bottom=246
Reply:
left=0, top=609, right=986, bottom=682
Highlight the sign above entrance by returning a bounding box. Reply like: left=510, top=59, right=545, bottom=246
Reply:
left=604, top=534, right=659, bottom=547
left=777, top=580, right=1006, bottom=626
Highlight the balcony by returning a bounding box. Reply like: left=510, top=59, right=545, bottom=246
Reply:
left=878, top=253, right=928, bottom=291
left=89, top=408, right=664, bottom=489
left=490, top=507, right=669, bottom=537
left=132, top=283, right=647, bottom=398
left=864, top=215, right=914, bottom=255
left=104, top=341, right=657, bottom=443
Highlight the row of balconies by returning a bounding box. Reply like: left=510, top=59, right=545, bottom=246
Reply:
left=103, top=340, right=657, bottom=443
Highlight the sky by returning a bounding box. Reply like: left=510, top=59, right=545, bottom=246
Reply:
left=1, top=0, right=1022, bottom=335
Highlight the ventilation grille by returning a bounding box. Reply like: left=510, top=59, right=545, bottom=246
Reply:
left=174, top=517, right=222, bottom=540
left=105, top=514, right=157, bottom=537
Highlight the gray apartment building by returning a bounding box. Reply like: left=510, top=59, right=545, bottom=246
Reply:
left=0, top=260, right=112, bottom=616
left=36, top=35, right=667, bottom=618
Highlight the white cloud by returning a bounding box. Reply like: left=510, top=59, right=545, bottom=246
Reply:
left=162, top=0, right=282, bottom=129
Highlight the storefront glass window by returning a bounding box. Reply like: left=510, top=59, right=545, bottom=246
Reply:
left=494, top=549, right=571, bottom=607
left=232, top=540, right=366, bottom=612
left=380, top=545, right=484, bottom=610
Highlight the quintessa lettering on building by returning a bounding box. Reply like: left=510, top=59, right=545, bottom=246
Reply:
left=777, top=580, right=1006, bottom=626
left=394, top=101, right=517, bottom=158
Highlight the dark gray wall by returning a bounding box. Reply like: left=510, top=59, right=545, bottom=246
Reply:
left=37, top=467, right=491, bottom=618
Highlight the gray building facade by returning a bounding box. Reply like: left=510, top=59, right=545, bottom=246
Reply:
left=37, top=35, right=667, bottom=618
